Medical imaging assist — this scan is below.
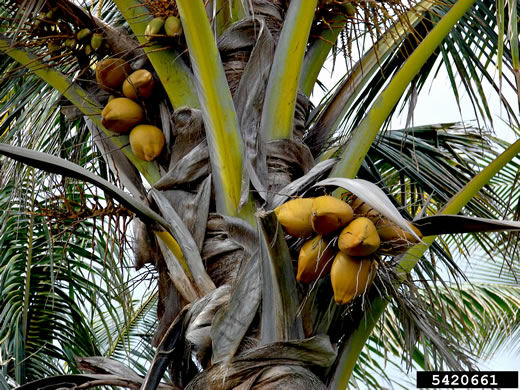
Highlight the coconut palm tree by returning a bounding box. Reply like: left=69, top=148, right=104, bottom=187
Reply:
left=1, top=0, right=520, bottom=389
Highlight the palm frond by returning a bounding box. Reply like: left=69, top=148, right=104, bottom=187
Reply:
left=94, top=292, right=159, bottom=377
left=363, top=123, right=520, bottom=269
left=306, top=0, right=520, bottom=159
left=0, top=177, right=100, bottom=382
left=0, top=128, right=145, bottom=383
left=372, top=279, right=520, bottom=370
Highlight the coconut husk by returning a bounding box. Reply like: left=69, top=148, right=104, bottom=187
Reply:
left=266, top=139, right=314, bottom=199
left=202, top=213, right=258, bottom=287
left=210, top=252, right=261, bottom=365
left=201, top=214, right=261, bottom=365
left=154, top=107, right=209, bottom=190
left=204, top=245, right=243, bottom=288
left=148, top=107, right=213, bottom=344
left=76, top=356, right=144, bottom=383
left=223, top=53, right=251, bottom=97
left=215, top=0, right=285, bottom=98
left=185, top=335, right=335, bottom=390
left=231, top=18, right=275, bottom=205
left=294, top=92, right=311, bottom=140
left=159, top=175, right=212, bottom=252
left=248, top=365, right=327, bottom=390
left=217, top=18, right=259, bottom=98
left=151, top=189, right=215, bottom=297
left=155, top=141, right=210, bottom=190
left=184, top=285, right=232, bottom=369
left=251, top=0, right=286, bottom=41
left=168, top=107, right=206, bottom=169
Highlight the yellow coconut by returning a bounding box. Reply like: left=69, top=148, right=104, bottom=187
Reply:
left=101, top=97, right=144, bottom=133
left=338, top=217, right=381, bottom=256
left=376, top=218, right=422, bottom=243
left=64, top=38, right=76, bottom=50
left=122, top=69, right=155, bottom=100
left=296, top=235, right=335, bottom=283
left=311, top=195, right=354, bottom=236
left=376, top=219, right=422, bottom=255
left=129, top=124, right=166, bottom=161
left=330, top=252, right=377, bottom=305
left=96, top=58, right=131, bottom=91
left=348, top=196, right=380, bottom=219
left=274, top=198, right=314, bottom=238
left=84, top=44, right=93, bottom=56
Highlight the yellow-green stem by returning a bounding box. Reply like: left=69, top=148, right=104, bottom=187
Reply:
left=300, top=13, right=347, bottom=96
left=313, top=0, right=436, bottom=159
left=176, top=0, right=245, bottom=217
left=261, top=0, right=319, bottom=141
left=215, top=0, right=249, bottom=35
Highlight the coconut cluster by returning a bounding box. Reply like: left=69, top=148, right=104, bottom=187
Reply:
left=97, top=58, right=165, bottom=162
left=274, top=195, right=422, bottom=305
left=30, top=7, right=110, bottom=60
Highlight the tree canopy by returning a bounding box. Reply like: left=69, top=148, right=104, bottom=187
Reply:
left=1, top=1, right=520, bottom=389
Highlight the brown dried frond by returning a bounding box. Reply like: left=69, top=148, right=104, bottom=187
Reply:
left=33, top=194, right=133, bottom=229
left=41, top=197, right=132, bottom=261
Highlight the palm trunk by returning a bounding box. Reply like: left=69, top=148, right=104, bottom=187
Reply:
left=133, top=2, right=334, bottom=387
